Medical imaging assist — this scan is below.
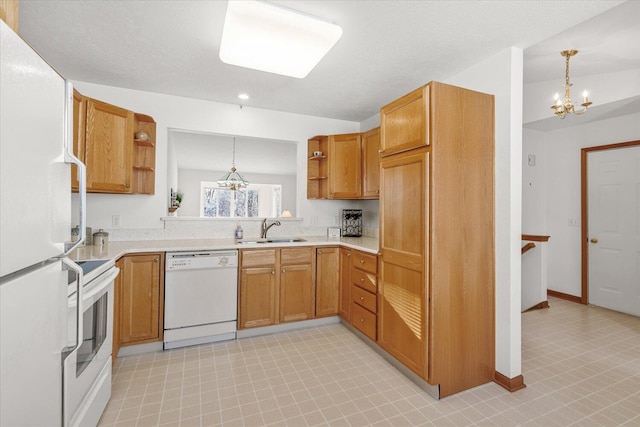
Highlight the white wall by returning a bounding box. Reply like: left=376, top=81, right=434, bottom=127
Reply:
left=522, top=112, right=640, bottom=297
left=445, top=47, right=524, bottom=380
left=72, top=81, right=361, bottom=232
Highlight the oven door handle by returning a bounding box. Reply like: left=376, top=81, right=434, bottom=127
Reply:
left=83, top=267, right=119, bottom=304
left=62, top=258, right=83, bottom=359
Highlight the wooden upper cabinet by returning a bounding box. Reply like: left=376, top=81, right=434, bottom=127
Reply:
left=0, top=0, right=19, bottom=33
left=315, top=247, right=339, bottom=317
left=84, top=98, right=134, bottom=193
left=329, top=133, right=362, bottom=199
left=362, top=127, right=380, bottom=199
left=307, top=136, right=329, bottom=199
left=380, top=84, right=429, bottom=156
left=71, top=90, right=85, bottom=192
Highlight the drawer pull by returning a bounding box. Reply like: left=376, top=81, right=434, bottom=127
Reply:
left=360, top=259, right=365, bottom=264
left=360, top=318, right=364, bottom=323
left=360, top=278, right=364, bottom=282
left=360, top=296, right=364, bottom=301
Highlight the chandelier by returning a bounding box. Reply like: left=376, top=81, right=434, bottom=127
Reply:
left=217, top=137, right=249, bottom=191
left=550, top=50, right=592, bottom=118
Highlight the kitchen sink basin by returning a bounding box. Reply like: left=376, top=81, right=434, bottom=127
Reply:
left=236, top=238, right=306, bottom=244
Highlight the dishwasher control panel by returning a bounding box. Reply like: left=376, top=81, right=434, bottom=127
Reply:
left=166, top=250, right=238, bottom=271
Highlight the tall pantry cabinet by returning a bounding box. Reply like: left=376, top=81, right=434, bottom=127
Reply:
left=378, top=82, right=495, bottom=398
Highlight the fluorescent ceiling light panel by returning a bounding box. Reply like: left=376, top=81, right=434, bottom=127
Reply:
left=219, top=1, right=342, bottom=78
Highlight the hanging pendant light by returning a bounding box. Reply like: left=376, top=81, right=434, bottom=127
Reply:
left=550, top=50, right=593, bottom=118
left=217, top=137, right=249, bottom=191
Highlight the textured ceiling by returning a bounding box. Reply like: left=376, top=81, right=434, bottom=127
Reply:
left=17, top=0, right=627, bottom=122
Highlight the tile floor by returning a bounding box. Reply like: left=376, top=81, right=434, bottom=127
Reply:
left=98, top=297, right=640, bottom=426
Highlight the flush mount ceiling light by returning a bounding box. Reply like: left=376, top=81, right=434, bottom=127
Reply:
left=238, top=93, right=250, bottom=100
left=219, top=0, right=343, bottom=78
left=550, top=50, right=593, bottom=118
left=217, top=137, right=249, bottom=191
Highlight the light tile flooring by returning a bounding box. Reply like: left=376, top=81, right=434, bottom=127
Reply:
left=98, top=297, right=640, bottom=426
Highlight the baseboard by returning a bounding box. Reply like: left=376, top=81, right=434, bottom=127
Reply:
left=547, top=289, right=582, bottom=304
left=494, top=371, right=526, bottom=393
left=523, top=300, right=550, bottom=312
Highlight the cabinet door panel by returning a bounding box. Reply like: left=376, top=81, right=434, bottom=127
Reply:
left=316, top=247, right=339, bottom=317
left=120, top=254, right=161, bottom=344
left=239, top=267, right=277, bottom=329
left=380, top=85, right=429, bottom=156
left=279, top=264, right=314, bottom=323
left=84, top=98, right=133, bottom=192
left=329, top=133, right=362, bottom=199
left=362, top=127, right=380, bottom=199
left=71, top=90, right=85, bottom=192
left=339, top=248, right=352, bottom=321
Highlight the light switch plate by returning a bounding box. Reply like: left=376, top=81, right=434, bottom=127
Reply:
left=327, top=227, right=341, bottom=238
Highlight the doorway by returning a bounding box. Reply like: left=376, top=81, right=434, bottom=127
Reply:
left=581, top=141, right=640, bottom=316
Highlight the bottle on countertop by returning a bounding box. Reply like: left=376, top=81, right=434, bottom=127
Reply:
left=235, top=225, right=243, bottom=240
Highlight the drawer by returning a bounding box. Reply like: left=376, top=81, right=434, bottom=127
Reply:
left=351, top=267, right=377, bottom=293
left=352, top=251, right=377, bottom=274
left=241, top=249, right=276, bottom=267
left=351, top=303, right=376, bottom=341
left=281, top=247, right=313, bottom=265
left=351, top=284, right=376, bottom=314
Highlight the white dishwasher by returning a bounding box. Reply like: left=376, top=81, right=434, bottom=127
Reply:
left=164, top=250, right=238, bottom=350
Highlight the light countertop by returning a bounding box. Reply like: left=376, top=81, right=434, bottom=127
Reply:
left=70, top=235, right=379, bottom=262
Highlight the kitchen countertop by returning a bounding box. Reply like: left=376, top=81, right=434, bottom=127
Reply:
left=70, top=235, right=379, bottom=262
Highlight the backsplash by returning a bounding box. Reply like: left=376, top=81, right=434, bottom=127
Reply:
left=102, top=218, right=378, bottom=241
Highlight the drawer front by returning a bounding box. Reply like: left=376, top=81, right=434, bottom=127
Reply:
left=352, top=267, right=377, bottom=293
left=241, top=249, right=277, bottom=267
left=352, top=251, right=377, bottom=274
left=351, top=303, right=376, bottom=341
left=281, top=247, right=313, bottom=265
left=351, top=284, right=376, bottom=314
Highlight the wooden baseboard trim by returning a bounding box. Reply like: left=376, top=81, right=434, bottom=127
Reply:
left=494, top=371, right=526, bottom=393
left=524, top=301, right=549, bottom=312
left=547, top=289, right=582, bottom=304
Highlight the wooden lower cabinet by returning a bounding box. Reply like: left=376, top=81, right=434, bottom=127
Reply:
left=113, top=252, right=164, bottom=358
left=280, top=248, right=315, bottom=323
left=240, top=266, right=278, bottom=328
left=315, top=247, right=339, bottom=317
left=338, top=248, right=352, bottom=321
left=349, top=250, right=378, bottom=341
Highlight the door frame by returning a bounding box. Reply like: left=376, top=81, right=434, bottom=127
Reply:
left=580, top=140, right=640, bottom=304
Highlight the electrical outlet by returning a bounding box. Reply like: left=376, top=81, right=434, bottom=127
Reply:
left=527, top=154, right=536, bottom=167
left=112, top=215, right=121, bottom=227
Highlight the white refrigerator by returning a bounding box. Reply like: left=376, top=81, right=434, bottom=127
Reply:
left=0, top=19, right=87, bottom=425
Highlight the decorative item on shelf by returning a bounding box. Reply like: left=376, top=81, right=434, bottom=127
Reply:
left=550, top=50, right=592, bottom=118
left=134, top=130, right=150, bottom=141
left=341, top=209, right=362, bottom=237
left=169, top=188, right=183, bottom=216
left=217, top=137, right=249, bottom=191
left=280, top=209, right=293, bottom=218
left=313, top=151, right=323, bottom=157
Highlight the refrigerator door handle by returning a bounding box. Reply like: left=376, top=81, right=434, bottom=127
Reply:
left=62, top=81, right=87, bottom=254
left=61, top=258, right=83, bottom=360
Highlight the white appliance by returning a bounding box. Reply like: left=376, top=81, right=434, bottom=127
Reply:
left=0, top=19, right=113, bottom=426
left=164, top=251, right=238, bottom=349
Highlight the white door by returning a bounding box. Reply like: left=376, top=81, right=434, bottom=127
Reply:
left=587, top=145, right=640, bottom=316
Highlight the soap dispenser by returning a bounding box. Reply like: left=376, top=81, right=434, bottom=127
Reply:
left=235, top=224, right=243, bottom=240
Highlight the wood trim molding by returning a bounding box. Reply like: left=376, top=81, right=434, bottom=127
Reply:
left=581, top=140, right=640, bottom=305
left=547, top=289, right=582, bottom=304
left=523, top=301, right=549, bottom=312
left=494, top=371, right=526, bottom=393
left=521, top=234, right=550, bottom=242
left=521, top=242, right=536, bottom=255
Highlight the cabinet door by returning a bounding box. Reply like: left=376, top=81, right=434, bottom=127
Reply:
left=71, top=90, right=85, bottom=192
left=339, top=248, right=352, bottom=321
left=279, top=264, right=314, bottom=323
left=362, top=127, right=380, bottom=199
left=316, top=247, right=339, bottom=317
left=84, top=98, right=134, bottom=193
left=380, top=85, right=429, bottom=156
left=378, top=149, right=428, bottom=379
left=239, top=267, right=277, bottom=329
left=329, top=133, right=362, bottom=199
left=112, top=257, right=123, bottom=361
left=120, top=253, right=162, bottom=345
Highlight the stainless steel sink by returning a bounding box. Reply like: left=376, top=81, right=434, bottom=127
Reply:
left=236, top=238, right=306, bottom=244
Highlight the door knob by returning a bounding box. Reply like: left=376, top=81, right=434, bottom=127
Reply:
left=590, top=238, right=598, bottom=244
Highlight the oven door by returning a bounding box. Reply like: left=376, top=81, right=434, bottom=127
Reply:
left=65, top=266, right=118, bottom=427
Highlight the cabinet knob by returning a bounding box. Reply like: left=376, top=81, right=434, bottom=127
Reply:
left=360, top=296, right=364, bottom=301
left=154, top=258, right=158, bottom=263
left=347, top=253, right=351, bottom=257
left=282, top=269, right=285, bottom=273
left=271, top=270, right=275, bottom=275
left=360, top=259, right=365, bottom=264
left=318, top=250, right=322, bottom=254
left=360, top=318, right=364, bottom=323
left=360, top=278, right=365, bottom=282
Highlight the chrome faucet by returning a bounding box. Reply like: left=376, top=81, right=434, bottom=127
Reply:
left=260, top=218, right=281, bottom=239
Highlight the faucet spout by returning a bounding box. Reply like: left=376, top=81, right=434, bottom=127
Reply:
left=261, top=218, right=281, bottom=239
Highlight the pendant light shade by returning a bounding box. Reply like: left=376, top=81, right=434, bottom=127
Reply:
left=217, top=137, right=249, bottom=190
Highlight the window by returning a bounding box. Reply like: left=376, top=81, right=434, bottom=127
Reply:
left=200, top=182, right=282, bottom=218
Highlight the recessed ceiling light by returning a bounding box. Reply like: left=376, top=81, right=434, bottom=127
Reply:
left=238, top=93, right=250, bottom=100
left=219, top=0, right=343, bottom=79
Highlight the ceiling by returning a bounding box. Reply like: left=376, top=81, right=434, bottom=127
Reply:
left=17, top=0, right=634, bottom=123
